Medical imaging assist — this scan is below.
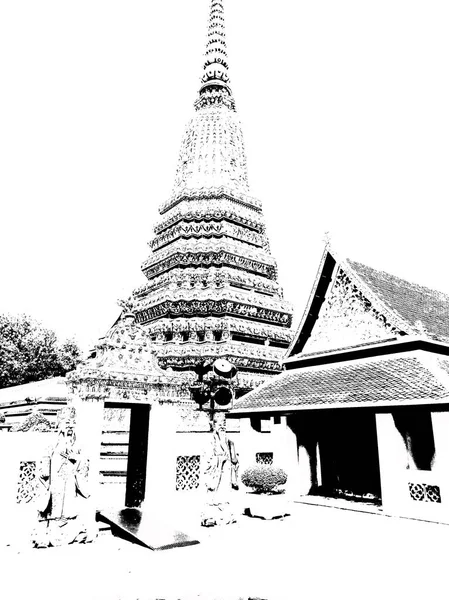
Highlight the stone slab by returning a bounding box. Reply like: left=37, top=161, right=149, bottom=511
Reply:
left=97, top=507, right=200, bottom=551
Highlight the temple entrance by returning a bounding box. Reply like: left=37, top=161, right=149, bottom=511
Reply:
left=317, top=409, right=381, bottom=503
left=97, top=401, right=200, bottom=550
left=101, top=402, right=150, bottom=509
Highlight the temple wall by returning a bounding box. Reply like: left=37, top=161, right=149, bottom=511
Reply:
left=235, top=416, right=300, bottom=495
left=430, top=411, right=449, bottom=507
left=375, top=413, right=410, bottom=512
left=231, top=406, right=449, bottom=524
left=375, top=409, right=449, bottom=523
left=0, top=432, right=57, bottom=546
left=146, top=408, right=240, bottom=501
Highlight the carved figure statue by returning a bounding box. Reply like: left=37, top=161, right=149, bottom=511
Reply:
left=33, top=407, right=93, bottom=547
left=203, top=412, right=239, bottom=493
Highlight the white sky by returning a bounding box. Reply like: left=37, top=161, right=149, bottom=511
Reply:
left=1, top=0, right=448, bottom=353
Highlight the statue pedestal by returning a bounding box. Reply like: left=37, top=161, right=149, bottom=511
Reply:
left=200, top=486, right=243, bottom=527
left=201, top=500, right=237, bottom=527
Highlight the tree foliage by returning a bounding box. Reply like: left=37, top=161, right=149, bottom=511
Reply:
left=0, top=314, right=83, bottom=389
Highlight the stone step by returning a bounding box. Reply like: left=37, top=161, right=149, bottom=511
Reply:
left=100, top=446, right=128, bottom=457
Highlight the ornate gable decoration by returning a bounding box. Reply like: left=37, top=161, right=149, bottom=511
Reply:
left=303, top=267, right=405, bottom=355
left=11, top=410, right=54, bottom=433
left=86, top=311, right=165, bottom=376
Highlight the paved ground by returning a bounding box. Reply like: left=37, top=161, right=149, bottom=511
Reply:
left=2, top=502, right=449, bottom=600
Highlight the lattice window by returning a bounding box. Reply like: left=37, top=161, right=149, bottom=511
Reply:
left=16, top=461, right=37, bottom=504
left=409, top=483, right=441, bottom=503
left=176, top=455, right=201, bottom=491
left=256, top=452, right=273, bottom=465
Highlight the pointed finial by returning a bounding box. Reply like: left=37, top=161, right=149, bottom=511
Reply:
left=117, top=297, right=136, bottom=313
left=323, top=231, right=332, bottom=248
left=202, top=0, right=230, bottom=88
left=117, top=297, right=137, bottom=323
left=196, top=0, right=235, bottom=110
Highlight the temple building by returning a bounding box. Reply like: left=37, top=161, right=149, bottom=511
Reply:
left=0, top=0, right=293, bottom=510
left=129, top=0, right=293, bottom=392
left=231, top=244, right=449, bottom=523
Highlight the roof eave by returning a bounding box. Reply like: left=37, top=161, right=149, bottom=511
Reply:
left=286, top=244, right=337, bottom=358
left=283, top=336, right=449, bottom=369
left=230, top=394, right=449, bottom=416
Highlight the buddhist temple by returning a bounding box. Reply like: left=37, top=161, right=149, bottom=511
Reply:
left=231, top=243, right=449, bottom=523
left=0, top=0, right=295, bottom=520
left=129, top=0, right=293, bottom=392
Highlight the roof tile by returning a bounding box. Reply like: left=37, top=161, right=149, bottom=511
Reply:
left=233, top=354, right=449, bottom=411
left=348, top=259, right=449, bottom=343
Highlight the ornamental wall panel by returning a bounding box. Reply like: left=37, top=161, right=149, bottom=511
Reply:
left=304, top=268, right=402, bottom=354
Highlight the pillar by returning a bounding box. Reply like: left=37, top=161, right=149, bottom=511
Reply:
left=281, top=418, right=302, bottom=496
left=430, top=410, right=449, bottom=520
left=286, top=414, right=318, bottom=497
left=375, top=412, right=409, bottom=514
left=143, top=401, right=178, bottom=515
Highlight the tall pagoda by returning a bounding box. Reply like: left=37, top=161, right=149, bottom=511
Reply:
left=131, top=0, right=293, bottom=391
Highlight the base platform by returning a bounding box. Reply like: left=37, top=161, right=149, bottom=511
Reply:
left=97, top=507, right=200, bottom=551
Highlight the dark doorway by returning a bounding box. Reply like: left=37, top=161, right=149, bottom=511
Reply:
left=103, top=402, right=151, bottom=509
left=125, top=404, right=150, bottom=508
left=317, top=409, right=381, bottom=503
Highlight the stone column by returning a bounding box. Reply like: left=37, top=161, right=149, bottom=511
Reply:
left=279, top=419, right=301, bottom=496
left=235, top=417, right=254, bottom=477
left=286, top=415, right=317, bottom=497
left=375, top=412, right=409, bottom=514
left=143, top=401, right=178, bottom=515
left=430, top=410, right=449, bottom=520
left=296, top=444, right=315, bottom=496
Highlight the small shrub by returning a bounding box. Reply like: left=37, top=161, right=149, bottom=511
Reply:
left=241, top=464, right=288, bottom=494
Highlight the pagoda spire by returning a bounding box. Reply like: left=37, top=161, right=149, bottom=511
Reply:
left=201, top=0, right=231, bottom=92
left=131, top=0, right=294, bottom=391
left=195, top=0, right=235, bottom=111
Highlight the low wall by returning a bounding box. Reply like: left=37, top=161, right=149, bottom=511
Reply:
left=0, top=432, right=57, bottom=546
left=377, top=411, right=449, bottom=523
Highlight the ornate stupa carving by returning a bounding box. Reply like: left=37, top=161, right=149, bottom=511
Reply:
left=130, top=0, right=293, bottom=391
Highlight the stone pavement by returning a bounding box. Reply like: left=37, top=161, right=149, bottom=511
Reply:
left=2, top=502, right=449, bottom=600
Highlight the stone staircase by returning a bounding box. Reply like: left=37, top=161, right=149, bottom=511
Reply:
left=99, top=429, right=128, bottom=508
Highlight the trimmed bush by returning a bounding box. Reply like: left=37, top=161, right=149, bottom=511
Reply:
left=241, top=464, right=288, bottom=494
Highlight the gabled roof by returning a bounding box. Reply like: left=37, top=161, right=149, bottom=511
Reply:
left=0, top=377, right=67, bottom=406
left=287, top=245, right=449, bottom=359
left=347, top=259, right=449, bottom=343
left=232, top=350, right=449, bottom=414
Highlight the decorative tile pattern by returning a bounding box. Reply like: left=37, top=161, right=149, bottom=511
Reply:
left=136, top=298, right=291, bottom=327
left=16, top=461, right=37, bottom=504
left=256, top=452, right=273, bottom=465
left=176, top=455, right=201, bottom=491
left=408, top=483, right=441, bottom=503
